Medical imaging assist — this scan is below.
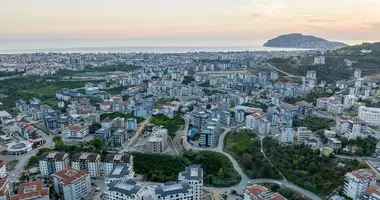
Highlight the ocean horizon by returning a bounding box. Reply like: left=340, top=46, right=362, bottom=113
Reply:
left=0, top=38, right=317, bottom=54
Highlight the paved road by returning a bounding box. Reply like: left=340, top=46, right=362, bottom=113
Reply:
left=184, top=129, right=322, bottom=200
left=266, top=63, right=304, bottom=78
left=0, top=120, right=54, bottom=182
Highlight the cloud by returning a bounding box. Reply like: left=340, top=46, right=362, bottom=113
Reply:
left=226, top=0, right=287, bottom=18
left=308, top=17, right=347, bottom=23
left=301, top=24, right=322, bottom=29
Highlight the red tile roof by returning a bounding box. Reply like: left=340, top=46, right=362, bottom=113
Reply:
left=365, top=185, right=380, bottom=197
left=53, top=168, right=89, bottom=186
left=245, top=185, right=286, bottom=200
left=10, top=181, right=49, bottom=200
left=350, top=169, right=377, bottom=182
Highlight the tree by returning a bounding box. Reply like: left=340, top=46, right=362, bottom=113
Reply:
left=53, top=135, right=62, bottom=142
left=55, top=140, right=65, bottom=151
left=218, top=168, right=224, bottom=179
left=91, top=138, right=103, bottom=150
left=89, top=123, right=102, bottom=134
left=27, top=156, right=39, bottom=167
left=242, top=153, right=254, bottom=169
left=206, top=104, right=212, bottom=110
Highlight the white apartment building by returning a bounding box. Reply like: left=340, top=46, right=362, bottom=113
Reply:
left=258, top=118, right=271, bottom=135
left=314, top=56, right=326, bottom=65
left=345, top=119, right=365, bottom=140
left=104, top=180, right=146, bottom=200
left=154, top=182, right=193, bottom=200
left=363, top=185, right=380, bottom=200
left=71, top=152, right=101, bottom=177
left=65, top=124, right=89, bottom=139
left=344, top=95, right=358, bottom=109
left=52, top=168, right=92, bottom=200
left=245, top=112, right=266, bottom=130
left=178, top=165, right=204, bottom=200
left=354, top=69, right=362, bottom=79
left=103, top=153, right=133, bottom=176
left=39, top=152, right=70, bottom=176
left=327, top=101, right=344, bottom=114
left=344, top=169, right=377, bottom=200
left=359, top=106, right=380, bottom=127
left=0, top=161, right=6, bottom=179
left=105, top=164, right=135, bottom=185
left=281, top=127, right=293, bottom=144
left=316, top=97, right=330, bottom=110
left=296, top=127, right=312, bottom=144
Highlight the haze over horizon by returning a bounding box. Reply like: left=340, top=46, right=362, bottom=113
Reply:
left=2, top=0, right=380, bottom=48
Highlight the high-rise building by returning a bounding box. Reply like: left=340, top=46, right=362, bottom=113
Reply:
left=190, top=111, right=210, bottom=129
left=125, top=118, right=138, bottom=131
left=178, top=165, right=203, bottom=200
left=52, top=168, right=91, bottom=200
left=71, top=152, right=101, bottom=177
left=281, top=127, right=293, bottom=144
left=39, top=152, right=70, bottom=176
left=344, top=169, right=377, bottom=200
left=103, top=153, right=133, bottom=176
left=154, top=182, right=193, bottom=200
left=296, top=127, right=312, bottom=143
left=359, top=106, right=380, bottom=127
left=235, top=109, right=245, bottom=123
left=354, top=69, right=362, bottom=79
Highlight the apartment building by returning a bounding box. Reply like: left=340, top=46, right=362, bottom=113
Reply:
left=245, top=112, right=265, bottom=130
left=39, top=152, right=70, bottom=176
left=105, top=164, right=135, bottom=184
left=280, top=127, right=293, bottom=144
left=11, top=181, right=49, bottom=200
left=0, top=161, right=6, bottom=179
left=363, top=185, right=380, bottom=200
left=104, top=180, right=145, bottom=200
left=258, top=118, right=271, bottom=135
left=344, top=169, right=377, bottom=200
left=154, top=182, right=192, bottom=200
left=296, top=127, right=312, bottom=144
left=190, top=111, right=210, bottom=129
left=103, top=153, right=133, bottom=176
left=199, top=124, right=218, bottom=148
left=147, top=127, right=168, bottom=153
left=359, top=106, right=380, bottom=127
left=244, top=184, right=286, bottom=200
left=71, top=152, right=101, bottom=177
left=65, top=124, right=89, bottom=139
left=178, top=165, right=204, bottom=200
left=52, top=168, right=91, bottom=200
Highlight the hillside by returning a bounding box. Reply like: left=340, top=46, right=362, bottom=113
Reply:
left=264, top=33, right=348, bottom=49
left=337, top=42, right=380, bottom=54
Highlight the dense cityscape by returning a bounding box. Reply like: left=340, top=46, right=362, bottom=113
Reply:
left=0, top=43, right=379, bottom=200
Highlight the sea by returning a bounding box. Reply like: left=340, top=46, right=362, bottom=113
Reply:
left=0, top=38, right=313, bottom=54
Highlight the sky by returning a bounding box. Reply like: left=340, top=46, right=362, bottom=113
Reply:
left=1, top=0, right=380, bottom=47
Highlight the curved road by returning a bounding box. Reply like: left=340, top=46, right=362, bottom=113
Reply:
left=185, top=128, right=322, bottom=200
left=266, top=63, right=304, bottom=78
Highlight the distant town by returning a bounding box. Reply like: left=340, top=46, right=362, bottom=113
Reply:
left=0, top=46, right=379, bottom=200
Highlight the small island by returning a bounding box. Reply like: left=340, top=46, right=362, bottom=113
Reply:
left=264, top=33, right=348, bottom=49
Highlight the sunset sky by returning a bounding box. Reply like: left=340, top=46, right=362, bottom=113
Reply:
left=1, top=0, right=380, bottom=46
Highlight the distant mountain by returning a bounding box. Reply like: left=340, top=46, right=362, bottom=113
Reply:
left=263, top=33, right=348, bottom=49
